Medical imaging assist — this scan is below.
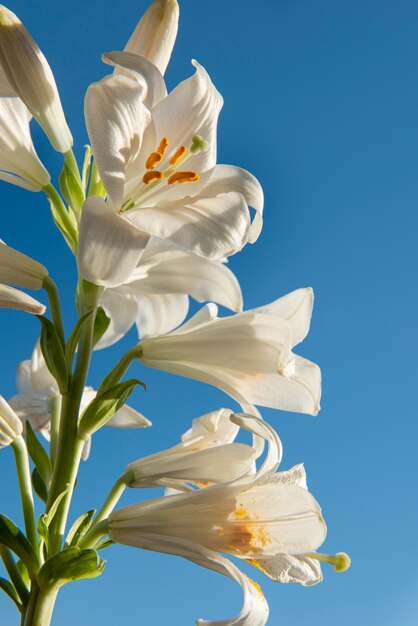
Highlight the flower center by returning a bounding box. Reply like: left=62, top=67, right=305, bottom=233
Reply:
left=120, top=134, right=209, bottom=212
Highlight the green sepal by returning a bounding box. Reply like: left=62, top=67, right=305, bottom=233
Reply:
left=65, top=311, right=92, bottom=368
left=37, top=316, right=69, bottom=393
left=0, top=577, right=22, bottom=611
left=0, top=515, right=38, bottom=578
left=64, top=510, right=95, bottom=548
left=31, top=468, right=48, bottom=504
left=78, top=379, right=145, bottom=438
left=59, top=162, right=85, bottom=214
left=25, top=422, right=52, bottom=488
left=92, top=306, right=111, bottom=347
left=38, top=547, right=105, bottom=591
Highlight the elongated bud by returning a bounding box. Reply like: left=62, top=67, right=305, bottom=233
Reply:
left=125, top=0, right=179, bottom=75
left=0, top=5, right=73, bottom=152
left=0, top=283, right=45, bottom=314
left=0, top=242, right=48, bottom=289
left=0, top=395, right=22, bottom=447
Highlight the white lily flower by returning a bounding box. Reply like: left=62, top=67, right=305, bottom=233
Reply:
left=124, top=0, right=179, bottom=76
left=79, top=56, right=262, bottom=286
left=0, top=97, right=50, bottom=190
left=0, top=241, right=48, bottom=289
left=0, top=5, right=73, bottom=152
left=126, top=409, right=259, bottom=490
left=95, top=238, right=243, bottom=347
left=0, top=394, right=22, bottom=447
left=139, top=288, right=321, bottom=415
left=0, top=283, right=45, bottom=314
left=9, top=342, right=151, bottom=459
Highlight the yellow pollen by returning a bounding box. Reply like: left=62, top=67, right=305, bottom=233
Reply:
left=145, top=152, right=163, bottom=170
left=169, top=145, right=187, bottom=166
left=167, top=171, right=200, bottom=185
left=235, top=508, right=250, bottom=520
left=143, top=170, right=164, bottom=184
left=247, top=559, right=269, bottom=575
left=194, top=480, right=211, bottom=489
left=246, top=576, right=264, bottom=597
left=157, top=137, right=169, bottom=156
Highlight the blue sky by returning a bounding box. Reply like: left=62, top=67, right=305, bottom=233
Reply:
left=1, top=0, right=417, bottom=624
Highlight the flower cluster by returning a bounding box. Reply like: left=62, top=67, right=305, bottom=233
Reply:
left=0, top=2, right=350, bottom=625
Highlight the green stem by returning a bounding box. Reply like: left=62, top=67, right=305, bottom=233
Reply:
left=0, top=546, right=29, bottom=605
left=78, top=519, right=109, bottom=550
left=64, top=149, right=81, bottom=183
left=43, top=277, right=65, bottom=347
left=12, top=437, right=37, bottom=549
left=49, top=397, right=61, bottom=469
left=92, top=473, right=130, bottom=529
left=43, top=184, right=77, bottom=251
left=46, top=285, right=100, bottom=554
left=99, top=345, right=143, bottom=393
left=22, top=583, right=57, bottom=626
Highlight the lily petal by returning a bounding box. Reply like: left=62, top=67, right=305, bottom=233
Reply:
left=0, top=283, right=45, bottom=314
left=249, top=554, right=322, bottom=587
left=95, top=289, right=139, bottom=349
left=253, top=288, right=313, bottom=346
left=135, top=292, right=188, bottom=339
left=77, top=196, right=149, bottom=287
left=107, top=404, right=151, bottom=428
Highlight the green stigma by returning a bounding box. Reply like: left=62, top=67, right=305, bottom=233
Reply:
left=190, top=134, right=209, bottom=154
left=307, top=551, right=351, bottom=573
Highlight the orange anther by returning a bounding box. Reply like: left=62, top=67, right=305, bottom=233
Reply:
left=145, top=152, right=163, bottom=170
left=167, top=171, right=200, bottom=185
left=157, top=137, right=169, bottom=156
left=169, top=145, right=187, bottom=166
left=143, top=170, right=164, bottom=184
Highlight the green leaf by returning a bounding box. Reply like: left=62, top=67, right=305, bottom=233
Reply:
left=45, top=486, right=70, bottom=526
left=78, top=379, right=144, bottom=438
left=31, top=468, right=48, bottom=504
left=37, top=315, right=69, bottom=393
left=94, top=537, right=115, bottom=551
left=64, top=510, right=95, bottom=548
left=16, top=560, right=30, bottom=588
left=37, top=515, right=49, bottom=547
left=81, top=145, right=92, bottom=193
left=38, top=547, right=105, bottom=591
left=25, top=422, right=52, bottom=487
left=65, top=311, right=92, bottom=368
left=0, top=515, right=38, bottom=578
left=0, top=577, right=22, bottom=610
left=59, top=162, right=85, bottom=213
left=46, top=198, right=77, bottom=253
left=92, top=306, right=111, bottom=347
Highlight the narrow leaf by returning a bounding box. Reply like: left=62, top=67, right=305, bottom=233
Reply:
left=25, top=422, right=52, bottom=487
left=38, top=547, right=105, bottom=591
left=0, top=515, right=38, bottom=578
left=65, top=311, right=92, bottom=368
left=0, top=577, right=22, bottom=610
left=65, top=510, right=95, bottom=548
left=37, top=315, right=69, bottom=393
left=45, top=485, right=70, bottom=526
left=92, top=306, right=111, bottom=347
left=31, top=468, right=48, bottom=504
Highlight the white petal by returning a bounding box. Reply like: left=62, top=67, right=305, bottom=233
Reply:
left=77, top=196, right=149, bottom=287
left=231, top=413, right=282, bottom=480
left=30, top=340, right=57, bottom=394
left=81, top=436, right=91, bottom=461
left=200, top=165, right=264, bottom=243
left=0, top=284, right=45, bottom=314
left=0, top=241, right=48, bottom=289
left=127, top=191, right=251, bottom=259
left=181, top=408, right=238, bottom=448
left=103, top=51, right=167, bottom=109
left=249, top=554, right=322, bottom=587
left=128, top=240, right=243, bottom=312
left=85, top=73, right=151, bottom=207
left=135, top=292, right=188, bottom=338
left=107, top=404, right=151, bottom=428
left=253, top=288, right=314, bottom=346
left=0, top=395, right=22, bottom=446
left=95, top=289, right=138, bottom=349
left=124, top=0, right=179, bottom=76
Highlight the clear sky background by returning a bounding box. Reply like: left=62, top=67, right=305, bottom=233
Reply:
left=0, top=0, right=417, bottom=624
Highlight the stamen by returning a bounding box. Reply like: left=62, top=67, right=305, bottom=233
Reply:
left=167, top=171, right=200, bottom=185
left=143, top=171, right=164, bottom=185
left=307, top=551, right=351, bottom=573
left=169, top=146, right=187, bottom=166
left=157, top=137, right=169, bottom=156
left=145, top=152, right=163, bottom=170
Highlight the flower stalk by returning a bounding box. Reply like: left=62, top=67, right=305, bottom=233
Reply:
left=11, top=436, right=37, bottom=549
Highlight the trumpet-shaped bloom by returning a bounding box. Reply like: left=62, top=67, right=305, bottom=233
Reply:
left=0, top=5, right=73, bottom=152
left=95, top=238, right=243, bottom=347
left=9, top=342, right=151, bottom=458
left=0, top=394, right=22, bottom=447
left=124, top=0, right=179, bottom=76
left=126, top=409, right=259, bottom=489
left=0, top=97, right=50, bottom=190
left=79, top=55, right=263, bottom=286
left=139, top=288, right=321, bottom=415
left=0, top=283, right=45, bottom=314
left=0, top=241, right=48, bottom=289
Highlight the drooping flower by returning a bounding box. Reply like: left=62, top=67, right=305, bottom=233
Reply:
left=78, top=53, right=263, bottom=287
left=95, top=238, right=243, bottom=347
left=0, top=97, right=50, bottom=190
left=9, top=342, right=151, bottom=458
left=0, top=394, right=22, bottom=447
left=0, top=241, right=48, bottom=289
left=0, top=283, right=45, bottom=314
left=138, top=288, right=321, bottom=415
left=0, top=5, right=73, bottom=152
